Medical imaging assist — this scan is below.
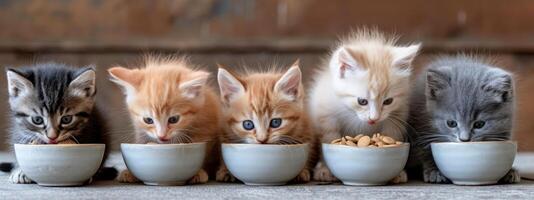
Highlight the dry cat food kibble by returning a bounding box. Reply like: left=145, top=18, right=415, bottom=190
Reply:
left=331, top=133, right=403, bottom=147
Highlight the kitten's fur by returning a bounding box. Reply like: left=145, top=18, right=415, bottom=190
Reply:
left=408, top=55, right=520, bottom=184
left=215, top=61, right=317, bottom=183
left=308, top=29, right=420, bottom=182
left=5, top=63, right=110, bottom=184
left=108, top=56, right=221, bottom=184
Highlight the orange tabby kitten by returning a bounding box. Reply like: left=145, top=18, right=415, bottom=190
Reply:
left=108, top=56, right=221, bottom=184
left=215, top=61, right=316, bottom=183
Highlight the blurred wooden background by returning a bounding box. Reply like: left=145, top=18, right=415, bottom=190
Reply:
left=0, top=0, right=533, bottom=151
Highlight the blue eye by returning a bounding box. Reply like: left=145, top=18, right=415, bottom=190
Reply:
left=168, top=116, right=180, bottom=124
left=143, top=117, right=154, bottom=124
left=242, top=120, right=255, bottom=130
left=60, top=115, right=73, bottom=125
left=447, top=120, right=457, bottom=128
left=358, top=98, right=368, bottom=106
left=270, top=118, right=282, bottom=128
left=31, top=116, right=44, bottom=125
left=473, top=121, right=485, bottom=129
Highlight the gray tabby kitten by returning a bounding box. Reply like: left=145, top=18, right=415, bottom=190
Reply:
left=408, top=55, right=520, bottom=183
left=2, top=63, right=112, bottom=184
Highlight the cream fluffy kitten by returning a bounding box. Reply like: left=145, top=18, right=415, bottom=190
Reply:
left=309, top=30, right=420, bottom=182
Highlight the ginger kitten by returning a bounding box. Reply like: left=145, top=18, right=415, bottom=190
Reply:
left=216, top=61, right=316, bottom=183
left=108, top=56, right=221, bottom=184
left=309, top=29, right=420, bottom=182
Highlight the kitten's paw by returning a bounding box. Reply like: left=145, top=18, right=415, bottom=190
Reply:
left=291, top=169, right=311, bottom=183
left=9, top=168, right=33, bottom=184
left=117, top=170, right=140, bottom=183
left=187, top=169, right=209, bottom=185
left=313, top=163, right=338, bottom=182
left=499, top=168, right=521, bottom=184
left=216, top=166, right=237, bottom=182
left=423, top=168, right=450, bottom=184
left=389, top=170, right=408, bottom=184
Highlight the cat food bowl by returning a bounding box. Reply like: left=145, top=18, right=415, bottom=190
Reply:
left=221, top=143, right=308, bottom=186
left=121, top=143, right=206, bottom=186
left=431, top=141, right=517, bottom=185
left=322, top=143, right=410, bottom=186
left=14, top=144, right=105, bottom=186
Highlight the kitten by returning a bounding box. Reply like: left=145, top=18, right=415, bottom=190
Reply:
left=308, top=29, right=420, bottom=182
left=108, top=56, right=221, bottom=184
left=4, top=63, right=112, bottom=184
left=215, top=61, right=317, bottom=183
left=409, top=55, right=520, bottom=184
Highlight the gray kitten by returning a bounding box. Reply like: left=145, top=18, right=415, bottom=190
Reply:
left=408, top=55, right=520, bottom=184
left=2, top=63, right=114, bottom=184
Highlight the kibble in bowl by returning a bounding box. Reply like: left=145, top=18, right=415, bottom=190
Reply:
left=323, top=133, right=409, bottom=186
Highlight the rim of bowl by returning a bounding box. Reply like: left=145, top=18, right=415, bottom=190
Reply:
left=121, top=142, right=206, bottom=146
left=14, top=143, right=105, bottom=148
left=431, top=141, right=517, bottom=146
left=222, top=143, right=308, bottom=148
left=322, top=142, right=409, bottom=149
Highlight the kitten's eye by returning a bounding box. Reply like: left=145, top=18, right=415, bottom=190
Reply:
left=168, top=116, right=180, bottom=124
left=383, top=98, right=394, bottom=105
left=357, top=98, right=368, bottom=106
left=143, top=117, right=154, bottom=124
left=242, top=120, right=255, bottom=130
left=60, top=115, right=73, bottom=125
left=446, top=120, right=458, bottom=128
left=473, top=121, right=486, bottom=129
left=270, top=118, right=282, bottom=128
left=31, top=116, right=44, bottom=125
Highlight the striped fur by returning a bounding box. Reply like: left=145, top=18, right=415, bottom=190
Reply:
left=216, top=61, right=317, bottom=183
left=108, top=56, right=221, bottom=184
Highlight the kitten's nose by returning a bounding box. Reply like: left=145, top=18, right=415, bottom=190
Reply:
left=256, top=138, right=268, bottom=144
left=459, top=138, right=470, bottom=142
left=158, top=136, right=169, bottom=142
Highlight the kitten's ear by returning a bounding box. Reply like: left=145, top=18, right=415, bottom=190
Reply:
left=331, top=47, right=362, bottom=79
left=179, top=71, right=209, bottom=99
left=217, top=68, right=245, bottom=103
left=392, top=43, right=421, bottom=68
left=426, top=67, right=451, bottom=100
left=108, top=66, right=143, bottom=96
left=483, top=69, right=514, bottom=103
left=68, top=67, right=96, bottom=98
left=275, top=61, right=302, bottom=101
left=6, top=68, right=34, bottom=98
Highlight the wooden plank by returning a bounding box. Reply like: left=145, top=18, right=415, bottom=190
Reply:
left=1, top=0, right=534, bottom=52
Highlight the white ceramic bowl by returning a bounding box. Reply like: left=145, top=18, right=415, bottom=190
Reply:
left=323, top=143, right=410, bottom=186
left=121, top=143, right=206, bottom=186
left=222, top=143, right=308, bottom=186
left=431, top=141, right=517, bottom=185
left=14, top=144, right=105, bottom=186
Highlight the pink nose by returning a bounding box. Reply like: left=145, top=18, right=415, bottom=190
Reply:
left=256, top=138, right=268, bottom=144
left=158, top=136, right=169, bottom=142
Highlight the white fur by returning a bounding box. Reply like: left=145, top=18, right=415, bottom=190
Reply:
left=309, top=42, right=420, bottom=142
